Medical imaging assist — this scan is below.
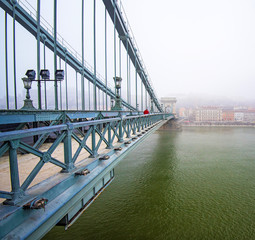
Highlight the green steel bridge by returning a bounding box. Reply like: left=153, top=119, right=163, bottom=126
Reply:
left=0, top=0, right=174, bottom=239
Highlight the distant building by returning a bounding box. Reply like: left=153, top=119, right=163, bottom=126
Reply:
left=178, top=107, right=187, bottom=118
left=244, top=110, right=255, bottom=122
left=234, top=106, right=248, bottom=111
left=188, top=108, right=195, bottom=121
left=234, top=112, right=244, bottom=121
left=222, top=109, right=234, bottom=121
left=195, top=106, right=222, bottom=122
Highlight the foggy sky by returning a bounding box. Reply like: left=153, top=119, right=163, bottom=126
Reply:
left=122, top=0, right=255, bottom=101
left=1, top=0, right=255, bottom=110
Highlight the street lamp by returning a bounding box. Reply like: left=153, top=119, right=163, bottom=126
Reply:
left=55, top=70, right=64, bottom=80
left=40, top=69, right=50, bottom=80
left=21, top=70, right=36, bottom=110
left=20, top=69, right=64, bottom=110
left=111, top=76, right=123, bottom=111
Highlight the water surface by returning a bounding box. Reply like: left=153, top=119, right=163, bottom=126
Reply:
left=44, top=127, right=255, bottom=240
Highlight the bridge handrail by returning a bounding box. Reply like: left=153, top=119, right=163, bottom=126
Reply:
left=0, top=113, right=167, bottom=203
left=0, top=114, right=165, bottom=142
left=0, top=124, right=67, bottom=142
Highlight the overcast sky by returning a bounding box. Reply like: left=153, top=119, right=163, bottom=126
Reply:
left=1, top=0, right=255, bottom=110
left=122, top=0, right=255, bottom=101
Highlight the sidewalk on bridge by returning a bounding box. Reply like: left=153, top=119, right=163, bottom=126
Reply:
left=0, top=131, right=124, bottom=204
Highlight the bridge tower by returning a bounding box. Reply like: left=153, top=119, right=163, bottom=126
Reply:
left=161, top=97, right=177, bottom=116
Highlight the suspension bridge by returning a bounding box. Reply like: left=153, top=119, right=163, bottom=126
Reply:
left=0, top=0, right=175, bottom=239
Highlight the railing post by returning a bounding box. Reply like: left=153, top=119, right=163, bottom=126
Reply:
left=8, top=140, right=23, bottom=202
left=132, top=118, right=136, bottom=135
left=126, top=119, right=131, bottom=138
left=141, top=117, right=144, bottom=130
left=90, top=125, right=98, bottom=157
left=137, top=118, right=141, bottom=132
left=106, top=122, right=113, bottom=149
left=63, top=123, right=74, bottom=171
left=118, top=117, right=124, bottom=142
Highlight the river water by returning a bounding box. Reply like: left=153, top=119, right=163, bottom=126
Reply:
left=44, top=127, right=255, bottom=240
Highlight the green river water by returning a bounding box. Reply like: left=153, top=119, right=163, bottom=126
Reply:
left=44, top=127, right=255, bottom=240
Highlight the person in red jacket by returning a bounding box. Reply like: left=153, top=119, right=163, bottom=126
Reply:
left=143, top=109, right=149, bottom=114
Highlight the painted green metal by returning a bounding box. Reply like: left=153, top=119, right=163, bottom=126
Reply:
left=37, top=0, right=41, bottom=109
left=64, top=125, right=74, bottom=171
left=0, top=0, right=136, bottom=111
left=141, top=80, right=143, bottom=110
left=126, top=38, right=129, bottom=104
left=59, top=57, right=63, bottom=110
left=105, top=7, right=108, bottom=110
left=65, top=52, right=68, bottom=110
left=113, top=1, right=116, bottom=96
left=9, top=140, right=21, bottom=199
left=42, top=34, right=47, bottom=109
left=54, top=0, right=58, bottom=110
left=0, top=113, right=173, bottom=238
left=81, top=0, right=85, bottom=110
left=5, top=12, right=9, bottom=110
left=0, top=113, right=171, bottom=201
left=135, top=50, right=138, bottom=110
left=93, top=0, right=97, bottom=111
left=103, top=0, right=162, bottom=112
left=12, top=1, right=17, bottom=109
left=76, top=71, right=78, bottom=110
left=119, top=38, right=121, bottom=86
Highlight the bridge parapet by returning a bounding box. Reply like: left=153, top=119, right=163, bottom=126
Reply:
left=0, top=113, right=171, bottom=204
left=0, top=113, right=173, bottom=238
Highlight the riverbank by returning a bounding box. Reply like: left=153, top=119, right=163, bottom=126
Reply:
left=181, top=124, right=255, bottom=127
left=180, top=120, right=255, bottom=127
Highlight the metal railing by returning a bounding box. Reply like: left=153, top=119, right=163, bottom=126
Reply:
left=0, top=113, right=167, bottom=203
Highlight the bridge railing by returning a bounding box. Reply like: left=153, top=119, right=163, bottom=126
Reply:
left=0, top=113, right=168, bottom=204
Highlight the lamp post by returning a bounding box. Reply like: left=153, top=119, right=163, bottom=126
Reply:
left=161, top=104, right=164, bottom=112
left=151, top=99, right=154, bottom=113
left=110, top=97, right=115, bottom=109
left=20, top=69, right=64, bottom=110
left=21, top=70, right=36, bottom=110
left=111, top=76, right=123, bottom=111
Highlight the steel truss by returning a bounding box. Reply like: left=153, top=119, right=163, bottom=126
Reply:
left=0, top=113, right=171, bottom=203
